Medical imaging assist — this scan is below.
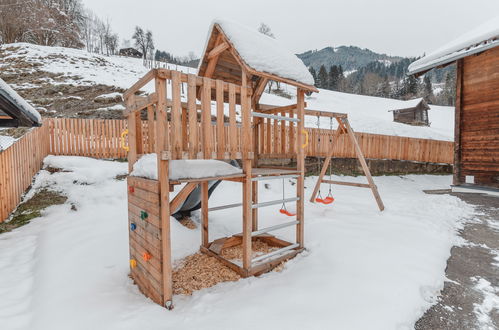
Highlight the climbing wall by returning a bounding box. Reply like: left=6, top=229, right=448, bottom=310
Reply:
left=127, top=176, right=164, bottom=305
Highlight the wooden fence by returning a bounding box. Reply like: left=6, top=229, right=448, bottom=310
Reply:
left=0, top=117, right=454, bottom=223
left=45, top=118, right=453, bottom=163
left=0, top=124, right=50, bottom=223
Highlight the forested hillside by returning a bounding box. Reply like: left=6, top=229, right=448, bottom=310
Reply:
left=299, top=46, right=456, bottom=106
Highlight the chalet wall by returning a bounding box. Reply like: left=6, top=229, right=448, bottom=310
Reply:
left=456, top=46, right=499, bottom=187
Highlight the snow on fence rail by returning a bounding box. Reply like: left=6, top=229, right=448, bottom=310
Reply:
left=0, top=117, right=454, bottom=222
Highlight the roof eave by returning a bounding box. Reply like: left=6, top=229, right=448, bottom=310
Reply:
left=408, top=40, right=499, bottom=76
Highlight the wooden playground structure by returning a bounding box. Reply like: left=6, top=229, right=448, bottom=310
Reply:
left=123, top=21, right=383, bottom=309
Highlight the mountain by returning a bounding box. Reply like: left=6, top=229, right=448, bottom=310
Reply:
left=297, top=46, right=404, bottom=72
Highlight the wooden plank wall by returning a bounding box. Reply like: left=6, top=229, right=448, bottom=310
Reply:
left=458, top=46, right=499, bottom=187
left=0, top=123, right=50, bottom=223
left=127, top=176, right=164, bottom=305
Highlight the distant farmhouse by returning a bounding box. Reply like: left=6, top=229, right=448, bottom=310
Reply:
left=0, top=78, right=41, bottom=128
left=408, top=16, right=499, bottom=194
left=119, top=47, right=143, bottom=58
left=388, top=98, right=430, bottom=126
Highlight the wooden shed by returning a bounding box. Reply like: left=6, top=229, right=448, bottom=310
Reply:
left=0, top=78, right=41, bottom=127
left=408, top=16, right=499, bottom=194
left=388, top=98, right=430, bottom=126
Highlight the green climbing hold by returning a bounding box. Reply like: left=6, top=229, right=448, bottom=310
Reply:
left=140, top=211, right=148, bottom=220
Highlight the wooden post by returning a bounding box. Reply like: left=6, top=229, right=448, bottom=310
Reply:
left=453, top=59, right=464, bottom=186
left=252, top=181, right=258, bottom=231
left=342, top=118, right=385, bottom=211
left=155, top=77, right=173, bottom=309
left=201, top=182, right=209, bottom=248
left=296, top=89, right=305, bottom=248
left=126, top=96, right=137, bottom=172
left=147, top=105, right=155, bottom=153
left=309, top=128, right=343, bottom=202
left=241, top=71, right=253, bottom=271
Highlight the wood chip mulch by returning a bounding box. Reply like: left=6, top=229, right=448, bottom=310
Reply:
left=172, top=239, right=283, bottom=295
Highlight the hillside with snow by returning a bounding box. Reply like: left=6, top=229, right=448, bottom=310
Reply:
left=0, top=43, right=453, bottom=141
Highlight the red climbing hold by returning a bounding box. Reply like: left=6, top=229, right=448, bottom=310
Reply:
left=142, top=252, right=152, bottom=261
left=128, top=186, right=135, bottom=193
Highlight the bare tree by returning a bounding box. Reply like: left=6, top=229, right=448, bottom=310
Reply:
left=132, top=26, right=154, bottom=60
left=258, top=23, right=275, bottom=39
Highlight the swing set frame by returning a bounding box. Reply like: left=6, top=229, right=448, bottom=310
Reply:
left=309, top=113, right=385, bottom=211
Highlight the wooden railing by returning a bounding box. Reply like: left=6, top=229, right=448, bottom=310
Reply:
left=125, top=69, right=253, bottom=161
left=0, top=124, right=50, bottom=223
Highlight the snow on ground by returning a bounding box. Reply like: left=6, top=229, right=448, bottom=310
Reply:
left=0, top=134, right=16, bottom=150
left=0, top=43, right=194, bottom=93
left=0, top=156, right=475, bottom=330
left=261, top=89, right=454, bottom=141
left=1, top=43, right=454, bottom=141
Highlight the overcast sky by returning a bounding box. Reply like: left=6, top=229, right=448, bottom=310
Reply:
left=81, top=0, right=499, bottom=58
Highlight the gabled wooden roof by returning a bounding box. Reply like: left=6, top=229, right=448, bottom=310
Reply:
left=198, top=20, right=318, bottom=99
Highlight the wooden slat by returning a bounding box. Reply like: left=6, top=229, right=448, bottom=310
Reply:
left=216, top=79, right=226, bottom=158
left=171, top=71, right=182, bottom=159
left=201, top=77, right=213, bottom=158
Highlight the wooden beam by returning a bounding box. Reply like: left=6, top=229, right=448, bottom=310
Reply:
left=304, top=109, right=348, bottom=119
left=341, top=118, right=385, bottom=211
left=205, top=34, right=224, bottom=78
left=124, top=93, right=158, bottom=116
left=296, top=89, right=306, bottom=248
left=124, top=69, right=157, bottom=99
left=154, top=77, right=173, bottom=309
left=453, top=59, right=464, bottom=186
left=252, top=77, right=269, bottom=105
left=201, top=182, right=209, bottom=248
left=322, top=180, right=371, bottom=188
left=208, top=42, right=229, bottom=60
left=0, top=118, right=19, bottom=127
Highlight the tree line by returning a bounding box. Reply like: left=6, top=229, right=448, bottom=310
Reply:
left=308, top=61, right=456, bottom=106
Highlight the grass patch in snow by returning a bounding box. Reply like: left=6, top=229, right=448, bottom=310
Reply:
left=0, top=189, right=67, bottom=234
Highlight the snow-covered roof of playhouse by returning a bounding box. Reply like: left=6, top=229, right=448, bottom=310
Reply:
left=198, top=19, right=316, bottom=91
left=0, top=78, right=42, bottom=127
left=408, top=15, right=499, bottom=75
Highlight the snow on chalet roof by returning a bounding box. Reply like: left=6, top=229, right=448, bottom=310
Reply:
left=0, top=78, right=41, bottom=125
left=408, top=15, right=499, bottom=75
left=202, top=19, right=315, bottom=87
left=388, top=98, right=425, bottom=111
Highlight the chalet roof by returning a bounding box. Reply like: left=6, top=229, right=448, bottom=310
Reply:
left=388, top=98, right=429, bottom=112
left=0, top=78, right=42, bottom=127
left=198, top=19, right=318, bottom=93
left=408, top=16, right=499, bottom=75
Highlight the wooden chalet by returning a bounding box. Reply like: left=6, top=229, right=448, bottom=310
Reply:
left=119, top=47, right=143, bottom=58
left=388, top=98, right=430, bottom=126
left=0, top=78, right=41, bottom=128
left=408, top=16, right=499, bottom=194
left=123, top=19, right=383, bottom=308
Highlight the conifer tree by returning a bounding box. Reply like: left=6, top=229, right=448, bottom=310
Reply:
left=317, top=65, right=328, bottom=89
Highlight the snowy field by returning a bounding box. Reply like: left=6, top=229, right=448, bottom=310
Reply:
left=0, top=43, right=454, bottom=141
left=0, top=156, right=475, bottom=330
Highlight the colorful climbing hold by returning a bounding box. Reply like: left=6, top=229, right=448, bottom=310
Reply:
left=128, top=186, right=135, bottom=193
left=130, top=223, right=137, bottom=231
left=130, top=259, right=137, bottom=268
left=140, top=211, right=148, bottom=220
left=142, top=252, right=152, bottom=261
